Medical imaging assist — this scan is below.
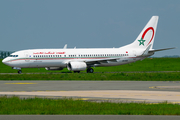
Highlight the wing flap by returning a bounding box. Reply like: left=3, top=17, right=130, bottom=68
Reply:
left=85, top=57, right=120, bottom=65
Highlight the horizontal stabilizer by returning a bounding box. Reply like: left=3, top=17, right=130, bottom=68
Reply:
left=149, top=47, right=176, bottom=53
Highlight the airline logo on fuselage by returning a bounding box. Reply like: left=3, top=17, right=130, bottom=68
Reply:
left=33, top=52, right=65, bottom=54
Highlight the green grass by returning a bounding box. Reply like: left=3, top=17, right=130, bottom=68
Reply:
left=1, top=58, right=180, bottom=80
left=1, top=59, right=180, bottom=115
left=0, top=72, right=180, bottom=80
left=0, top=96, right=180, bottom=115
left=1, top=58, right=180, bottom=73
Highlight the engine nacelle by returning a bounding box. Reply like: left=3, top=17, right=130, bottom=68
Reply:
left=45, top=67, right=64, bottom=71
left=67, top=62, right=87, bottom=71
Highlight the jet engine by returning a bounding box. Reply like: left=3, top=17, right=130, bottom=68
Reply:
left=45, top=67, right=64, bottom=71
left=67, top=62, right=87, bottom=71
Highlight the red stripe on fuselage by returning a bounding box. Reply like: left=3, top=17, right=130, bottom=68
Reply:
left=7, top=57, right=110, bottom=62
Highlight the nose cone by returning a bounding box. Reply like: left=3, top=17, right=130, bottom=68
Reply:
left=2, top=57, right=15, bottom=67
left=2, top=58, right=8, bottom=65
left=2, top=59, right=6, bottom=64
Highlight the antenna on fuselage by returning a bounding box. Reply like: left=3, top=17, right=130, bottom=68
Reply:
left=63, top=44, right=67, bottom=49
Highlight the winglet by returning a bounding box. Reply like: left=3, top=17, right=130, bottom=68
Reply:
left=63, top=44, right=67, bottom=49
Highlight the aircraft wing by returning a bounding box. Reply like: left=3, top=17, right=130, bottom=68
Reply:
left=84, top=57, right=120, bottom=65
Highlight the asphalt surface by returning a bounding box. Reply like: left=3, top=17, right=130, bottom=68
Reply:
left=0, top=81, right=180, bottom=92
left=0, top=81, right=180, bottom=119
left=0, top=81, right=180, bottom=103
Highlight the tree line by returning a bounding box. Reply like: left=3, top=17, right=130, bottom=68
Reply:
left=0, top=51, right=12, bottom=59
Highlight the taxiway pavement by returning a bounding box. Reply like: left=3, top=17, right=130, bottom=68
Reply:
left=0, top=81, right=180, bottom=103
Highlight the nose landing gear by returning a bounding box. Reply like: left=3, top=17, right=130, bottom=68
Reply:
left=12, top=67, right=22, bottom=74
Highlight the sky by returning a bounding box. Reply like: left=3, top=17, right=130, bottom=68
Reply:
left=0, top=0, right=179, bottom=57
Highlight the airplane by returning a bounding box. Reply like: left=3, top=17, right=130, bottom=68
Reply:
left=2, top=16, right=175, bottom=74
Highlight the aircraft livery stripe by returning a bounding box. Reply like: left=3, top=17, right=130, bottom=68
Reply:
left=6, top=57, right=111, bottom=62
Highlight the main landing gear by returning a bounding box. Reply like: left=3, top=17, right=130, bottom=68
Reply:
left=18, top=70, right=22, bottom=74
left=87, top=68, right=94, bottom=73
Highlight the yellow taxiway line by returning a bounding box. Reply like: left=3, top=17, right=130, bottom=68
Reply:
left=5, top=83, right=37, bottom=84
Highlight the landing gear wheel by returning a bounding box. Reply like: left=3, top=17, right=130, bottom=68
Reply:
left=18, top=70, right=22, bottom=74
left=87, top=68, right=94, bottom=73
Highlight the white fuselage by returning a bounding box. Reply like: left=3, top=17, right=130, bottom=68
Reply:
left=2, top=47, right=145, bottom=69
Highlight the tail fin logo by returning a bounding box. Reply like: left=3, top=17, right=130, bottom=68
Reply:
left=138, top=27, right=154, bottom=46
left=138, top=38, right=146, bottom=46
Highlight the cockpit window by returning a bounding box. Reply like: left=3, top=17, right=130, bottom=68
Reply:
left=9, top=55, right=18, bottom=57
